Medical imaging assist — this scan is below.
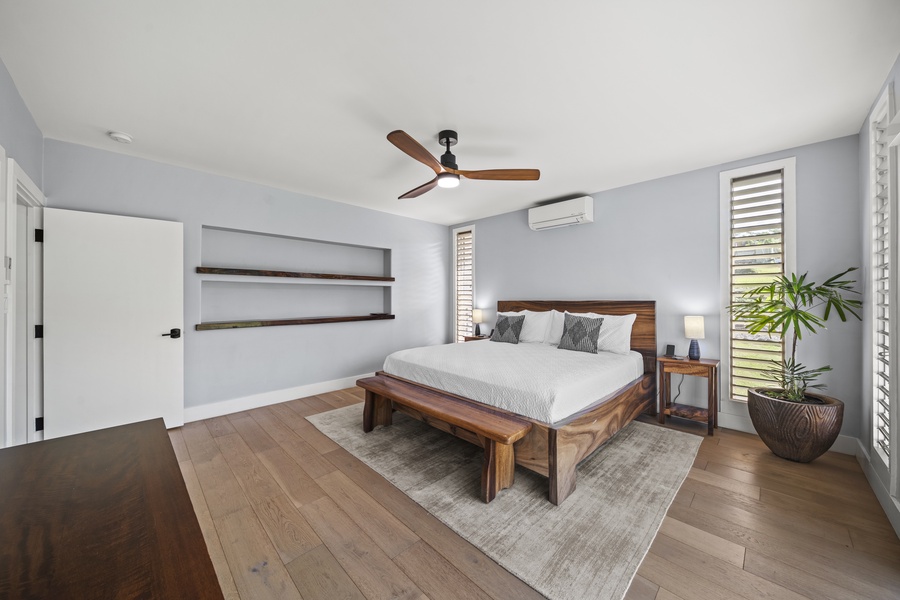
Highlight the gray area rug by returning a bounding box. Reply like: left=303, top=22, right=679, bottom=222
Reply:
left=308, top=405, right=701, bottom=600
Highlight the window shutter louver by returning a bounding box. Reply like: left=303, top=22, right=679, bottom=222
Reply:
left=873, top=113, right=892, bottom=463
left=729, top=170, right=786, bottom=401
left=454, top=229, right=474, bottom=343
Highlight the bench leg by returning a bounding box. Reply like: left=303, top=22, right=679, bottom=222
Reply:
left=363, top=391, right=392, bottom=433
left=481, top=441, right=515, bottom=503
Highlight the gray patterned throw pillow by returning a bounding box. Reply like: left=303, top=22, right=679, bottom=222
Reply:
left=490, top=314, right=525, bottom=344
left=558, top=313, right=604, bottom=353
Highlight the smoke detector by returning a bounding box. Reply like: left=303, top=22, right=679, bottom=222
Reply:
left=107, top=131, right=133, bottom=144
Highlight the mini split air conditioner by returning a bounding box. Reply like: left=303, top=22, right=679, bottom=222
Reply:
left=528, top=196, right=594, bottom=231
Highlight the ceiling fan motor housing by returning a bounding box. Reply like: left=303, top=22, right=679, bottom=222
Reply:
left=440, top=151, right=458, bottom=169
left=438, top=130, right=459, bottom=169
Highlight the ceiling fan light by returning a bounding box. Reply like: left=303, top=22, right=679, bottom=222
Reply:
left=437, top=173, right=460, bottom=188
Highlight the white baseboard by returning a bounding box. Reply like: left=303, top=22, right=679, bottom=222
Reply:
left=827, top=434, right=861, bottom=456
left=717, top=412, right=858, bottom=456
left=183, top=373, right=374, bottom=423
left=717, top=412, right=755, bottom=433
left=855, top=440, right=900, bottom=538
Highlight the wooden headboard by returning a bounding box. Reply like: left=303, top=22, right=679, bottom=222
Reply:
left=496, top=300, right=657, bottom=375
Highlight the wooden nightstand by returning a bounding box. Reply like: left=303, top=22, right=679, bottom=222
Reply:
left=463, top=335, right=489, bottom=342
left=657, top=356, right=719, bottom=435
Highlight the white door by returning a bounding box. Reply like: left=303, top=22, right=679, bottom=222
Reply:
left=43, top=208, right=183, bottom=439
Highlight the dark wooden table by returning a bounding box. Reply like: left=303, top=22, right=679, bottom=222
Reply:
left=0, top=418, right=223, bottom=599
left=658, top=356, right=720, bottom=435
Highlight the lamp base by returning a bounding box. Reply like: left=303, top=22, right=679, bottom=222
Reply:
left=475, top=323, right=481, bottom=336
left=688, top=339, right=700, bottom=361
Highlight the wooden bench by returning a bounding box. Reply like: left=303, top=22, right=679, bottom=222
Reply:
left=357, top=374, right=532, bottom=503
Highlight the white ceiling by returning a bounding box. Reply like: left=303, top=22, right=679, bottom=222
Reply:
left=2, top=1, right=899, bottom=225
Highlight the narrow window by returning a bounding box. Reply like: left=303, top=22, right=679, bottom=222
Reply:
left=720, top=159, right=795, bottom=404
left=453, top=227, right=474, bottom=342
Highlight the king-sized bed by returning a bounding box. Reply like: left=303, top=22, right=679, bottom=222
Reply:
left=359, top=300, right=657, bottom=505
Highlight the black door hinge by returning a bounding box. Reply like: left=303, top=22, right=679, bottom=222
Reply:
left=35, top=417, right=44, bottom=431
left=35, top=325, right=43, bottom=338
left=35, top=229, right=43, bottom=243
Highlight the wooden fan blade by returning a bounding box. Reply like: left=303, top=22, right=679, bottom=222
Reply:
left=399, top=176, right=439, bottom=199
left=450, top=168, right=541, bottom=181
left=387, top=130, right=442, bottom=175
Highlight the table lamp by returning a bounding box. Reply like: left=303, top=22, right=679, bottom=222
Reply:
left=684, top=315, right=705, bottom=361
left=472, top=309, right=484, bottom=336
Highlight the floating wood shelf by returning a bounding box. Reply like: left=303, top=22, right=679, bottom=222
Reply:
left=197, top=267, right=394, bottom=282
left=196, top=313, right=395, bottom=331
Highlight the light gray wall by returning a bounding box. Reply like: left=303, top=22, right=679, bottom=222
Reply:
left=858, top=51, right=900, bottom=452
left=0, top=57, right=42, bottom=184
left=43, top=140, right=449, bottom=409
left=457, top=135, right=863, bottom=438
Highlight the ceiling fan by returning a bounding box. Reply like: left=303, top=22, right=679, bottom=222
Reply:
left=387, top=129, right=540, bottom=199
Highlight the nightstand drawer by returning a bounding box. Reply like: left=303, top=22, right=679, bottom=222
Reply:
left=663, top=361, right=710, bottom=376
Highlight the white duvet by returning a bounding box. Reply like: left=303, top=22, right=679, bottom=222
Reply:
left=382, top=340, right=645, bottom=424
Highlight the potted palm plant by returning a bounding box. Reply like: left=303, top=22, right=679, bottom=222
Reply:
left=728, top=268, right=862, bottom=462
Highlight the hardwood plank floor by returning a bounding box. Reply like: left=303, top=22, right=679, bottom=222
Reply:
left=170, top=389, right=900, bottom=600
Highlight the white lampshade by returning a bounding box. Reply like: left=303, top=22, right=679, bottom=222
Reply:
left=472, top=309, right=483, bottom=324
left=684, top=315, right=705, bottom=339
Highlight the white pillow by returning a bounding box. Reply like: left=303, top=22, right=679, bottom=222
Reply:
left=565, top=311, right=637, bottom=354
left=546, top=310, right=566, bottom=345
left=498, top=310, right=552, bottom=344
left=521, top=310, right=553, bottom=343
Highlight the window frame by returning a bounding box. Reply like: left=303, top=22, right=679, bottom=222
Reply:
left=719, top=157, right=796, bottom=414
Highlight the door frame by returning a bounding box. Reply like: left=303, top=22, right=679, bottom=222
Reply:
left=4, top=159, right=44, bottom=445
left=0, top=144, right=6, bottom=448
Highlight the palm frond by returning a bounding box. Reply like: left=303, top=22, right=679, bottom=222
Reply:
left=726, top=268, right=861, bottom=401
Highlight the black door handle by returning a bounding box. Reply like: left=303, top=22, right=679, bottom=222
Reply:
left=162, top=328, right=181, bottom=339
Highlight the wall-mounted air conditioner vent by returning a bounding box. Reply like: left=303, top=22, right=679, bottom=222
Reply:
left=528, top=196, right=594, bottom=231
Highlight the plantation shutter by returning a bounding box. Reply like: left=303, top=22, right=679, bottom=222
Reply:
left=454, top=228, right=474, bottom=342
left=729, top=170, right=786, bottom=400
left=874, top=113, right=891, bottom=462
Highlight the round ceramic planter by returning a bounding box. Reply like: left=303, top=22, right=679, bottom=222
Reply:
left=747, top=389, right=844, bottom=463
